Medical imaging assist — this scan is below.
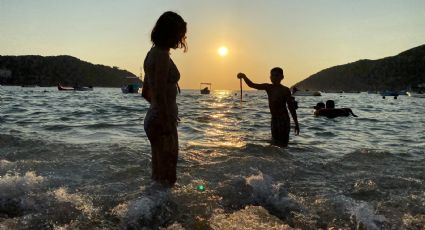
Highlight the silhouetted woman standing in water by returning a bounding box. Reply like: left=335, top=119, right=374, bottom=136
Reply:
left=142, top=11, right=187, bottom=187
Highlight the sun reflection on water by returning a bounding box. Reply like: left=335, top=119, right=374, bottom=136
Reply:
left=212, top=90, right=232, bottom=100
left=187, top=89, right=247, bottom=150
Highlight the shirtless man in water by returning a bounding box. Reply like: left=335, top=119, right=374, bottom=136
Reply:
left=237, top=67, right=299, bottom=147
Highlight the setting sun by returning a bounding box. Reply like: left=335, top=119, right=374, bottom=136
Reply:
left=218, top=46, right=228, bottom=57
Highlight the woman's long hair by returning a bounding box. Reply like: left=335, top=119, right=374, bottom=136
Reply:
left=151, top=11, right=187, bottom=51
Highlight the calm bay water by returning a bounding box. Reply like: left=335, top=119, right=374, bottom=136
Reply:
left=0, top=86, right=424, bottom=229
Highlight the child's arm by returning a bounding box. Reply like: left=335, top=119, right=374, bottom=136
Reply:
left=287, top=96, right=300, bottom=135
left=237, top=73, right=268, bottom=90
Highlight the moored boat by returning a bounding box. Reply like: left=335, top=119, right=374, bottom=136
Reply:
left=58, top=84, right=93, bottom=91
left=293, top=91, right=321, bottom=96
left=200, top=83, right=211, bottom=94
left=121, top=76, right=142, bottom=94
left=292, top=87, right=321, bottom=96
left=407, top=92, right=425, bottom=98
left=74, top=86, right=93, bottom=91
left=121, top=83, right=141, bottom=94
left=380, top=90, right=399, bottom=97
left=57, top=84, right=74, bottom=91
left=407, top=83, right=425, bottom=98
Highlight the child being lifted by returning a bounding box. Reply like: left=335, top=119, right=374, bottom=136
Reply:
left=237, top=67, right=299, bottom=147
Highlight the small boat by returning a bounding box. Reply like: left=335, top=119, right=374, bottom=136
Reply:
left=201, top=87, right=210, bottom=94
left=407, top=91, right=425, bottom=98
left=58, top=84, right=74, bottom=91
left=380, top=90, right=399, bottom=97
left=293, top=91, right=321, bottom=96
left=200, top=83, right=211, bottom=94
left=121, top=76, right=142, bottom=94
left=74, top=86, right=93, bottom=91
left=121, top=83, right=141, bottom=94
left=58, top=84, right=93, bottom=91
left=292, top=87, right=321, bottom=96
left=407, top=83, right=425, bottom=98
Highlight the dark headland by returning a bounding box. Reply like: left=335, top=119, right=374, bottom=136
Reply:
left=0, top=55, right=140, bottom=87
left=293, top=44, right=425, bottom=92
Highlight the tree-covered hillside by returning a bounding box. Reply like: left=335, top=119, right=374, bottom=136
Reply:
left=0, top=55, right=140, bottom=87
left=294, top=44, right=425, bottom=92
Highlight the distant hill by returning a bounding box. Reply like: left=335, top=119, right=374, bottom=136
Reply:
left=0, top=55, right=140, bottom=87
left=293, top=44, right=425, bottom=92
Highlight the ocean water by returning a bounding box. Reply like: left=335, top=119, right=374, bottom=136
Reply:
left=0, top=86, right=424, bottom=229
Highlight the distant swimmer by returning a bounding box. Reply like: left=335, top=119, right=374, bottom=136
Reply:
left=237, top=67, right=299, bottom=147
left=313, top=102, right=325, bottom=112
left=314, top=100, right=357, bottom=118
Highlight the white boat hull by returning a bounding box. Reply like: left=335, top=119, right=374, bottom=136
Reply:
left=293, top=91, right=321, bottom=96
left=407, top=92, right=425, bottom=98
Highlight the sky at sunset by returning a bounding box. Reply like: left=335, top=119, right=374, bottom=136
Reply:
left=1, top=0, right=424, bottom=89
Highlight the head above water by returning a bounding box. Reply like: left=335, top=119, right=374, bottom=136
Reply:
left=151, top=11, right=187, bottom=51
left=270, top=67, right=284, bottom=84
left=326, top=100, right=335, bottom=109
left=314, top=102, right=325, bottom=110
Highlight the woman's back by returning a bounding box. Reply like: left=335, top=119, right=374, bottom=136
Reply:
left=143, top=46, right=180, bottom=119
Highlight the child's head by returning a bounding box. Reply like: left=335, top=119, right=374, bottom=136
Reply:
left=314, top=102, right=325, bottom=110
left=325, top=100, right=335, bottom=109
left=270, top=67, right=284, bottom=84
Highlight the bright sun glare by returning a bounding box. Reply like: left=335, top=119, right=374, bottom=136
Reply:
left=218, top=46, right=228, bottom=57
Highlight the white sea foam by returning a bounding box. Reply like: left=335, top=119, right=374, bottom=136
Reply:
left=52, top=187, right=96, bottom=217
left=402, top=213, right=425, bottom=229
left=333, top=195, right=386, bottom=229
left=0, top=171, right=44, bottom=197
left=0, top=159, right=14, bottom=168
left=209, top=206, right=292, bottom=230
left=244, top=172, right=304, bottom=215
left=245, top=172, right=274, bottom=200
left=159, top=222, right=185, bottom=230
left=0, top=171, right=45, bottom=219
left=111, top=184, right=171, bottom=228
left=349, top=202, right=386, bottom=230
left=353, top=179, right=378, bottom=192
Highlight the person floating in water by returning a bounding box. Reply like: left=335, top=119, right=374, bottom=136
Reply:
left=314, top=100, right=357, bottom=118
left=237, top=67, right=299, bottom=147
left=142, top=11, right=187, bottom=187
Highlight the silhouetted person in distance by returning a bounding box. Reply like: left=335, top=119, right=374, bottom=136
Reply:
left=237, top=68, right=299, bottom=147
left=314, top=102, right=325, bottom=110
left=326, top=100, right=358, bottom=117
left=142, top=11, right=187, bottom=187
left=314, top=100, right=357, bottom=118
left=313, top=102, right=325, bottom=116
